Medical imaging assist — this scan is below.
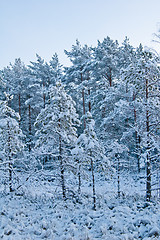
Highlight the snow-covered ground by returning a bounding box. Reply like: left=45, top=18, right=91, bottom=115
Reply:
left=0, top=171, right=159, bottom=239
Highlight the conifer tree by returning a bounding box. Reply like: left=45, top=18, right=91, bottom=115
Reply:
left=0, top=93, right=24, bottom=192
left=29, top=54, right=50, bottom=108
left=121, top=49, right=160, bottom=200
left=2, top=59, right=27, bottom=126
left=73, top=112, right=109, bottom=210
left=92, top=36, right=119, bottom=87
left=64, top=40, right=92, bottom=129
left=34, top=81, right=80, bottom=199
left=25, top=73, right=43, bottom=152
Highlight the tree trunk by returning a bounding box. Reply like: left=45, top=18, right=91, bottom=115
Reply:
left=146, top=109, right=151, bottom=201
left=88, top=89, right=91, bottom=112
left=43, top=93, right=45, bottom=108
left=28, top=104, right=31, bottom=152
left=102, top=69, right=112, bottom=117
left=7, top=121, right=13, bottom=192
left=8, top=162, right=13, bottom=192
left=87, top=72, right=91, bottom=113
left=90, top=155, right=96, bottom=210
left=108, top=68, right=112, bottom=87
left=59, top=135, right=66, bottom=200
left=78, top=161, right=81, bottom=194
left=145, top=78, right=151, bottom=201
left=135, top=131, right=141, bottom=173
left=18, top=93, right=21, bottom=126
left=116, top=153, right=120, bottom=198
left=133, top=92, right=141, bottom=173
left=58, top=116, right=66, bottom=199
left=43, top=81, right=46, bottom=108
left=81, top=72, right=86, bottom=129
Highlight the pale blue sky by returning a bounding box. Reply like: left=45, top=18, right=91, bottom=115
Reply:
left=0, top=0, right=160, bottom=68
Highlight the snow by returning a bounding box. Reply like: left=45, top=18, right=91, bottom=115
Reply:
left=0, top=171, right=159, bottom=240
left=0, top=37, right=160, bottom=240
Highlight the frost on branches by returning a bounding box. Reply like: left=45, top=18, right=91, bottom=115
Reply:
left=0, top=93, right=24, bottom=192
left=72, top=112, right=110, bottom=210
left=34, top=81, right=80, bottom=199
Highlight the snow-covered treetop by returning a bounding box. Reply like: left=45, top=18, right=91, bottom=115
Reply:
left=0, top=93, right=24, bottom=158
left=34, top=80, right=80, bottom=155
left=0, top=93, right=20, bottom=120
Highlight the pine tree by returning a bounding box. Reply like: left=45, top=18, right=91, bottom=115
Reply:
left=49, top=53, right=63, bottom=84
left=121, top=49, right=160, bottom=200
left=29, top=54, right=51, bottom=108
left=34, top=81, right=80, bottom=199
left=0, top=93, right=24, bottom=192
left=90, top=37, right=121, bottom=146
left=29, top=54, right=61, bottom=109
left=64, top=40, right=92, bottom=129
left=2, top=59, right=27, bottom=126
left=25, top=72, right=43, bottom=152
left=118, top=37, right=135, bottom=71
left=92, top=36, right=119, bottom=87
left=0, top=73, right=5, bottom=99
left=73, top=112, right=109, bottom=210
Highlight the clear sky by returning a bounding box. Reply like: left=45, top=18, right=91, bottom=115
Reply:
left=0, top=0, right=160, bottom=68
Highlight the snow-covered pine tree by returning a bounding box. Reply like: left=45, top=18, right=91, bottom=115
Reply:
left=26, top=54, right=63, bottom=152
left=2, top=59, right=27, bottom=126
left=29, top=54, right=51, bottom=108
left=0, top=93, right=24, bottom=192
left=64, top=40, right=92, bottom=129
left=49, top=53, right=63, bottom=84
left=121, top=48, right=160, bottom=201
left=72, top=112, right=109, bottom=210
left=34, top=81, right=80, bottom=199
left=92, top=36, right=119, bottom=87
left=0, top=72, right=6, bottom=99
left=90, top=37, right=121, bottom=146
left=118, top=37, right=135, bottom=71
left=107, top=140, right=129, bottom=198
left=25, top=72, right=43, bottom=152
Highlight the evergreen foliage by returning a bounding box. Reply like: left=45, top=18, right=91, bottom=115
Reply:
left=0, top=93, right=24, bottom=191
left=0, top=36, right=159, bottom=202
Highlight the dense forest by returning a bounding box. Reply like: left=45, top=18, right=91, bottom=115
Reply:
left=0, top=37, right=160, bottom=239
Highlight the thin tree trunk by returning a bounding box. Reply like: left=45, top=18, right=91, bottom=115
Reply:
left=146, top=109, right=151, bottom=201
left=133, top=92, right=141, bottom=173
left=9, top=162, right=13, bottom=192
left=81, top=72, right=86, bottom=129
left=102, top=69, right=112, bottom=117
left=28, top=104, right=31, bottom=152
left=88, top=89, right=91, bottom=112
left=78, top=161, right=81, bottom=194
left=145, top=78, right=151, bottom=201
left=7, top=121, right=13, bottom=192
left=108, top=68, right=112, bottom=87
left=18, top=93, right=21, bottom=125
left=87, top=72, right=91, bottom=113
left=43, top=93, right=45, bottom=108
left=43, top=81, right=46, bottom=108
left=58, top=117, right=66, bottom=200
left=118, top=158, right=120, bottom=198
left=90, top=154, right=96, bottom=210
left=116, top=153, right=120, bottom=198
left=59, top=134, right=66, bottom=199
left=135, top=131, right=140, bottom=173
